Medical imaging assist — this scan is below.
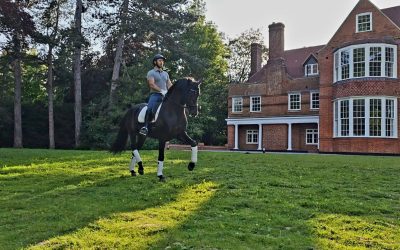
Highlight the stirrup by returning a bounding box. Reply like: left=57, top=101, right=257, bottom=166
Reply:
left=139, top=127, right=148, bottom=136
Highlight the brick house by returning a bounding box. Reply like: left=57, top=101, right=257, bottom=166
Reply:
left=226, top=0, right=400, bottom=154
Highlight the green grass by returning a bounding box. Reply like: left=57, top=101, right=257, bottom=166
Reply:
left=0, top=148, right=399, bottom=249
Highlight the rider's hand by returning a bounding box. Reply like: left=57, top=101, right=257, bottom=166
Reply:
left=160, top=89, right=167, bottom=96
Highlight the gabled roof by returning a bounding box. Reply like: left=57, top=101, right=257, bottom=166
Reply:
left=381, top=6, right=400, bottom=28
left=283, top=45, right=324, bottom=78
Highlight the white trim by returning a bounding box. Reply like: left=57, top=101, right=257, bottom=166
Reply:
left=356, top=12, right=372, bottom=33
left=234, top=124, right=239, bottom=149
left=227, top=116, right=319, bottom=125
left=258, top=124, right=263, bottom=150
left=333, top=44, right=398, bottom=83
left=287, top=124, right=292, bottom=150
left=232, top=97, right=243, bottom=113
left=250, top=96, right=262, bottom=112
left=333, top=96, right=398, bottom=138
left=288, top=93, right=301, bottom=111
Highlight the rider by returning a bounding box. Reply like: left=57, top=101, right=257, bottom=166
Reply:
left=139, top=54, right=172, bottom=136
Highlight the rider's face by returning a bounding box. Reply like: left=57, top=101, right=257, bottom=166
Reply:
left=155, top=59, right=164, bottom=68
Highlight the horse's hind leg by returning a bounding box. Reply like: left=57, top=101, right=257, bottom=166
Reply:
left=129, top=133, right=138, bottom=176
left=157, top=140, right=166, bottom=182
left=134, top=134, right=147, bottom=175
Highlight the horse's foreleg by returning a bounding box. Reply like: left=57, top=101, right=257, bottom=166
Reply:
left=129, top=152, right=137, bottom=176
left=157, top=140, right=166, bottom=182
left=178, top=132, right=197, bottom=171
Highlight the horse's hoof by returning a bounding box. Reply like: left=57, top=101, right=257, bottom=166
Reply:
left=158, top=175, right=166, bottom=182
left=138, top=167, right=144, bottom=175
left=130, top=170, right=137, bottom=176
left=188, top=162, right=195, bottom=171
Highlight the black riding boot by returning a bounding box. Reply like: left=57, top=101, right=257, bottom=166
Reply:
left=139, top=109, right=152, bottom=136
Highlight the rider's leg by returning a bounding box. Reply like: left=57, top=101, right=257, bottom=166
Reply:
left=139, top=93, right=161, bottom=136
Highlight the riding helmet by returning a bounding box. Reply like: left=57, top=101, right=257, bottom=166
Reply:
left=153, top=54, right=166, bottom=64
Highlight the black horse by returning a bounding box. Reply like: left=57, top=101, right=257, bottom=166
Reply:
left=110, top=78, right=201, bottom=181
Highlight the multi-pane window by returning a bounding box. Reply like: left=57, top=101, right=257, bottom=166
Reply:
left=369, top=99, right=382, bottom=136
left=386, top=99, right=395, bottom=137
left=334, top=44, right=397, bottom=82
left=306, top=129, right=318, bottom=145
left=334, top=97, right=397, bottom=138
left=288, top=93, right=301, bottom=111
left=232, top=97, right=243, bottom=113
left=340, top=100, right=350, bottom=136
left=250, top=96, right=261, bottom=112
left=305, top=64, right=318, bottom=76
left=369, top=47, right=382, bottom=76
left=353, top=48, right=365, bottom=77
left=353, top=99, right=365, bottom=136
left=385, top=47, right=394, bottom=77
left=246, top=130, right=258, bottom=144
left=311, top=92, right=319, bottom=110
left=341, top=50, right=350, bottom=80
left=357, top=13, right=372, bottom=32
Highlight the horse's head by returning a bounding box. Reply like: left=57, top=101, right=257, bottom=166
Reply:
left=184, top=78, right=201, bottom=117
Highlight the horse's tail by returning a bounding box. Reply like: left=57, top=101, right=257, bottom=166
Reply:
left=110, top=109, right=133, bottom=154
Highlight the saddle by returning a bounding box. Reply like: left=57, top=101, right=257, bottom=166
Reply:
left=137, top=103, right=163, bottom=123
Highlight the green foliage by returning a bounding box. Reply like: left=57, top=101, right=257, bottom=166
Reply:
left=1, top=149, right=399, bottom=249
left=228, top=28, right=268, bottom=83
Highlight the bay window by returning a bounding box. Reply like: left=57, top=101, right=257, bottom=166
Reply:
left=334, top=97, right=397, bottom=138
left=333, top=44, right=397, bottom=82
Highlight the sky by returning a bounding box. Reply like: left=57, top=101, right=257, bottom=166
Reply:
left=203, top=0, right=400, bottom=50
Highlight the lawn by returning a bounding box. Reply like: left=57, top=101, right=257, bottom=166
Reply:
left=0, top=148, right=399, bottom=249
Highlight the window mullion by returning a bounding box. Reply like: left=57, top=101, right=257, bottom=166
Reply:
left=382, top=46, right=385, bottom=78
left=382, top=97, right=386, bottom=137
left=365, top=98, right=370, bottom=137
left=338, top=52, right=342, bottom=81
left=394, top=46, right=398, bottom=78
left=349, top=48, right=354, bottom=78
left=365, top=45, right=370, bottom=77
left=395, top=99, right=398, bottom=138
left=338, top=100, right=342, bottom=137
left=349, top=99, right=354, bottom=136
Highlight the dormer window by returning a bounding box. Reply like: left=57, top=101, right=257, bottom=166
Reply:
left=305, top=64, right=319, bottom=76
left=304, top=55, right=319, bottom=76
left=356, top=13, right=372, bottom=32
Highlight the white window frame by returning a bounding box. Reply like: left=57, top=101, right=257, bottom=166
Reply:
left=305, top=63, right=319, bottom=76
left=250, top=96, right=261, bottom=112
left=333, top=44, right=397, bottom=82
left=288, top=93, right=301, bottom=111
left=246, top=130, right=258, bottom=144
left=306, top=129, right=319, bottom=145
left=232, top=97, right=243, bottom=113
left=333, top=96, right=398, bottom=138
left=310, top=91, right=320, bottom=110
left=356, top=12, right=372, bottom=33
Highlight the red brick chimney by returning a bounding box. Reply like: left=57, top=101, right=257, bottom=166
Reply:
left=250, top=43, right=262, bottom=77
left=268, top=22, right=285, bottom=60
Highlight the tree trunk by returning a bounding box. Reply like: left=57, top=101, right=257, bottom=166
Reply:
left=109, top=0, right=128, bottom=106
left=73, top=0, right=82, bottom=148
left=13, top=57, right=23, bottom=148
left=47, top=46, right=55, bottom=149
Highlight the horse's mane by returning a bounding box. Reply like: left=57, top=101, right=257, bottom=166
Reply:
left=164, top=78, right=195, bottom=99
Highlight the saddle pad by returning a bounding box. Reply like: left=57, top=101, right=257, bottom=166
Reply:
left=138, top=103, right=163, bottom=123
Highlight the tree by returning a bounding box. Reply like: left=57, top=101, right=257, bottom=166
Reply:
left=73, top=0, right=82, bottom=148
left=227, top=29, right=268, bottom=83
left=0, top=0, right=37, bottom=148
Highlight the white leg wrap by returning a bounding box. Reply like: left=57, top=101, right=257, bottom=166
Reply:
left=129, top=156, right=136, bottom=171
left=133, top=150, right=142, bottom=162
left=191, top=146, right=198, bottom=163
left=157, top=161, right=164, bottom=176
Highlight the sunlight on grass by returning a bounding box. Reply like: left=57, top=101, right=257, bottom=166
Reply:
left=311, top=214, right=400, bottom=249
left=29, top=181, right=217, bottom=249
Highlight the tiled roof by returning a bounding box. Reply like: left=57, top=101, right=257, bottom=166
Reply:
left=248, top=45, right=324, bottom=83
left=381, top=6, right=400, bottom=28
left=283, top=45, right=325, bottom=78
